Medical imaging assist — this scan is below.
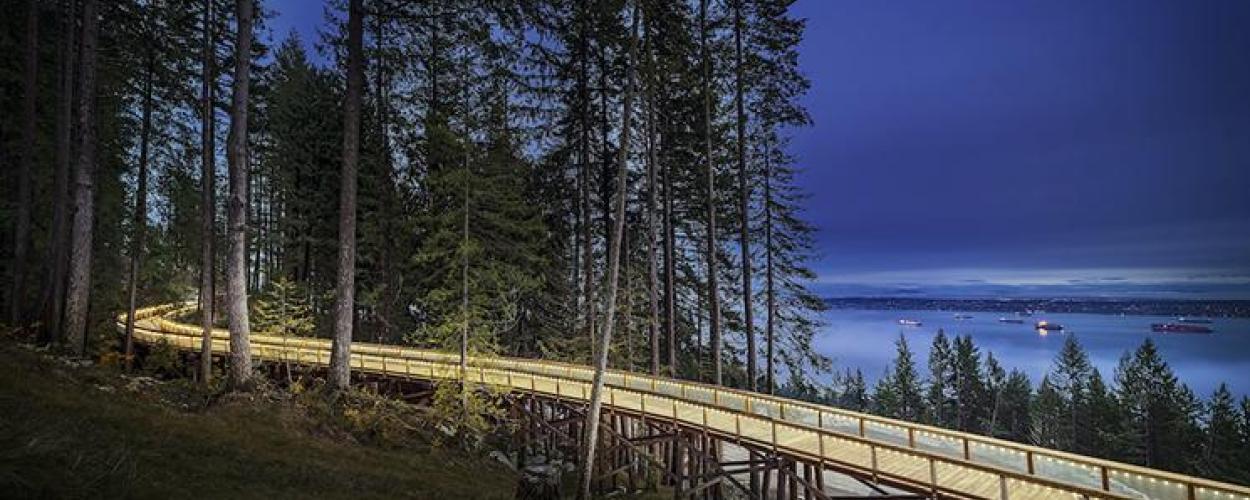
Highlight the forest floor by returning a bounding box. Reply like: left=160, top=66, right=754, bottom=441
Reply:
left=0, top=339, right=524, bottom=499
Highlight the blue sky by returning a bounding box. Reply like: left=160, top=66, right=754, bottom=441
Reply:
left=267, top=0, right=1250, bottom=299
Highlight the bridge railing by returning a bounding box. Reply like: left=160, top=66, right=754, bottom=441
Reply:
left=122, top=304, right=1250, bottom=500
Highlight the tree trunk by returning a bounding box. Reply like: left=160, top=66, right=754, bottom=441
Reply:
left=577, top=0, right=595, bottom=362
left=64, top=0, right=99, bottom=356
left=330, top=0, right=364, bottom=391
left=225, top=0, right=254, bottom=388
left=644, top=27, right=660, bottom=377
left=733, top=0, right=755, bottom=391
left=663, top=118, right=676, bottom=377
left=41, top=0, right=75, bottom=344
left=699, top=0, right=722, bottom=386
left=580, top=6, right=639, bottom=499
left=10, top=0, right=38, bottom=326
left=199, top=0, right=217, bottom=385
left=124, top=51, right=155, bottom=372
left=764, top=137, right=776, bottom=394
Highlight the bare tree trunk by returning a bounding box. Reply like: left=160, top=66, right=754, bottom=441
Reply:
left=41, top=0, right=76, bottom=344
left=225, top=0, right=254, bottom=388
left=580, top=6, right=639, bottom=499
left=577, top=0, right=596, bottom=362
left=663, top=120, right=676, bottom=377
left=64, top=0, right=99, bottom=356
left=330, top=0, right=364, bottom=391
left=124, top=51, right=155, bottom=372
left=10, top=0, right=38, bottom=326
left=199, top=0, right=216, bottom=385
left=764, top=137, right=776, bottom=394
left=644, top=29, right=660, bottom=377
left=733, top=0, right=755, bottom=391
left=699, top=0, right=722, bottom=386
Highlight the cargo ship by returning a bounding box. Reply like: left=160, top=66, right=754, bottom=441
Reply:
left=954, top=314, right=973, bottom=320
left=998, top=317, right=1025, bottom=324
left=897, top=319, right=923, bottom=327
left=1152, top=323, right=1213, bottom=334
left=1176, top=317, right=1213, bottom=324
left=1034, top=321, right=1064, bottom=331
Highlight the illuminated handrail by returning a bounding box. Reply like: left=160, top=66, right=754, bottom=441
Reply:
left=119, top=304, right=1250, bottom=500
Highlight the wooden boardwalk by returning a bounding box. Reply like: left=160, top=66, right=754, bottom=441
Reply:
left=122, top=303, right=1250, bottom=500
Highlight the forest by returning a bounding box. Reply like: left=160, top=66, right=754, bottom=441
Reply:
left=1, top=0, right=1247, bottom=494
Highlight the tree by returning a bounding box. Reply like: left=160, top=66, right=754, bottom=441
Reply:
left=950, top=335, right=987, bottom=432
left=1115, top=339, right=1202, bottom=472
left=926, top=329, right=954, bottom=426
left=838, top=368, right=868, bottom=412
left=580, top=4, right=638, bottom=497
left=123, top=13, right=157, bottom=371
left=875, top=334, right=924, bottom=421
left=9, top=0, right=38, bottom=326
left=329, top=0, right=364, bottom=391
left=732, top=0, right=755, bottom=391
left=252, top=277, right=313, bottom=384
left=64, top=0, right=100, bottom=356
left=698, top=0, right=723, bottom=386
left=39, top=0, right=76, bottom=344
left=1031, top=375, right=1065, bottom=449
left=1049, top=335, right=1095, bottom=453
left=225, top=0, right=254, bottom=388
left=197, top=0, right=218, bottom=385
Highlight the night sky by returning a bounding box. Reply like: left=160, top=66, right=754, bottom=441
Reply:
left=267, top=0, right=1250, bottom=299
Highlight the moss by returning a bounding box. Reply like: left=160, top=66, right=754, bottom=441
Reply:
left=0, top=343, right=516, bottom=499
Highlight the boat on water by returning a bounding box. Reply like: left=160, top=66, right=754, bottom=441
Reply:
left=1152, top=323, right=1213, bottom=334
left=998, top=317, right=1025, bottom=324
left=897, top=319, right=923, bottom=327
left=954, top=314, right=973, bottom=320
left=1176, top=317, right=1214, bottom=324
left=1035, top=321, right=1064, bottom=331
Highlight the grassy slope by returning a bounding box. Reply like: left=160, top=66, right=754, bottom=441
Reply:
left=0, top=343, right=517, bottom=499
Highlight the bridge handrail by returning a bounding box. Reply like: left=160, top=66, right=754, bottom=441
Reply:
left=120, top=303, right=1250, bottom=500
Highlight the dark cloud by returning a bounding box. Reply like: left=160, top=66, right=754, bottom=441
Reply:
left=792, top=0, right=1250, bottom=296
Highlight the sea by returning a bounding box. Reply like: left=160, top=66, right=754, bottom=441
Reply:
left=814, top=308, right=1250, bottom=399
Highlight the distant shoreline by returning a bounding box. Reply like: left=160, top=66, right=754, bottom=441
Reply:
left=823, top=297, right=1250, bottom=318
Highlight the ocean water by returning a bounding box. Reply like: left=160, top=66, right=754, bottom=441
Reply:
left=814, top=308, right=1250, bottom=398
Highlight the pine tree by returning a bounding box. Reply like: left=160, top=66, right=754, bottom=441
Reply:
left=63, top=0, right=100, bottom=356
left=1115, top=339, right=1202, bottom=472
left=951, top=335, right=987, bottom=433
left=1032, top=375, right=1065, bottom=449
left=876, top=334, right=924, bottom=421
left=1200, top=383, right=1242, bottom=483
left=927, top=329, right=954, bottom=426
left=224, top=0, right=254, bottom=389
left=329, top=0, right=364, bottom=391
left=998, top=369, right=1033, bottom=443
left=838, top=368, right=868, bottom=412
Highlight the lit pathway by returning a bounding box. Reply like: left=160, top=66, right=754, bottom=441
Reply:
left=121, top=303, right=1250, bottom=500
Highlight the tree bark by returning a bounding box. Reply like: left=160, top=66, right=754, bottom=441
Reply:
left=41, top=0, right=75, bottom=344
left=124, top=50, right=155, bottom=372
left=199, top=0, right=217, bottom=385
left=663, top=120, right=676, bottom=377
left=64, top=0, right=99, bottom=356
left=580, top=6, right=639, bottom=499
left=330, top=0, right=364, bottom=391
left=10, top=0, right=38, bottom=326
left=577, top=0, right=595, bottom=362
left=764, top=137, right=776, bottom=394
left=644, top=26, right=660, bottom=377
left=699, top=0, right=722, bottom=386
left=733, top=0, right=755, bottom=391
left=225, top=0, right=254, bottom=388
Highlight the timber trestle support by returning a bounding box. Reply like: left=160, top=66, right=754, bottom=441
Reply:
left=506, top=392, right=931, bottom=500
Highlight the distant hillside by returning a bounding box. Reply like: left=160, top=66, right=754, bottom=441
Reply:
left=824, top=297, right=1250, bottom=318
